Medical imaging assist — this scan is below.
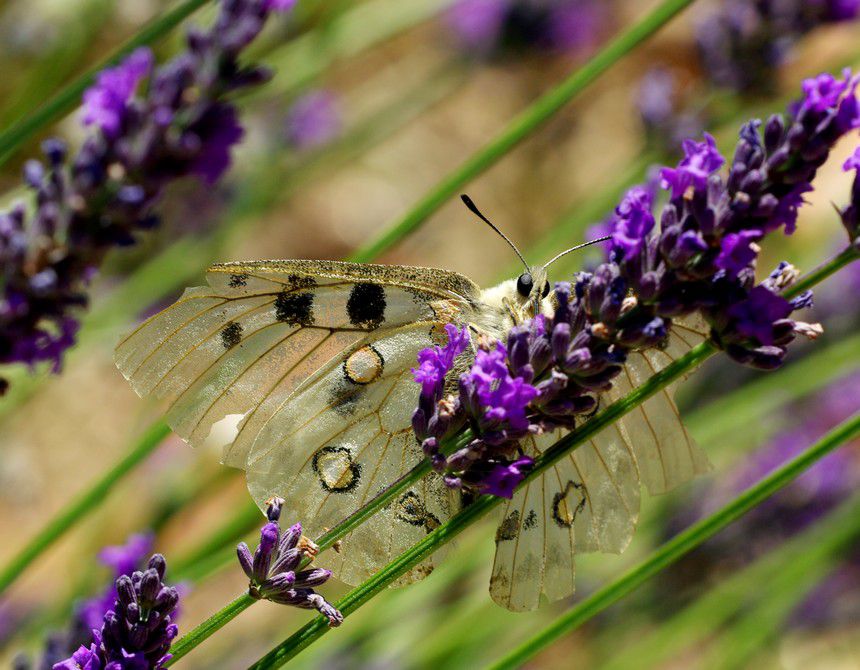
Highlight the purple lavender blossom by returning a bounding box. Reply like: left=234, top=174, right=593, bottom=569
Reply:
left=608, top=186, right=656, bottom=262
left=480, top=456, right=534, bottom=498
left=75, top=534, right=155, bottom=636
left=696, top=0, right=860, bottom=94
left=446, top=0, right=608, bottom=57
left=659, top=133, right=724, bottom=199
left=81, top=49, right=153, bottom=138
left=462, top=341, right=538, bottom=438
left=0, top=0, right=295, bottom=393
left=237, top=498, right=343, bottom=626
left=285, top=90, right=342, bottom=151
left=54, top=554, right=180, bottom=670
left=840, top=146, right=860, bottom=240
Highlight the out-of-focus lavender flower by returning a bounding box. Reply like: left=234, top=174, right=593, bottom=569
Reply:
left=446, top=0, right=609, bottom=57
left=840, top=146, right=860, bottom=240
left=636, top=68, right=704, bottom=154
left=81, top=49, right=153, bottom=138
left=237, top=498, right=343, bottom=626
left=284, top=90, right=342, bottom=151
left=53, top=553, right=180, bottom=670
left=0, top=0, right=296, bottom=393
left=696, top=0, right=860, bottom=94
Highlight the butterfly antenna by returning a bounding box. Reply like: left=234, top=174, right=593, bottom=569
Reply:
left=460, top=194, right=529, bottom=272
left=543, top=236, right=612, bottom=269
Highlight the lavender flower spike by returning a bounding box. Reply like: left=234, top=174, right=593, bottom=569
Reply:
left=238, top=498, right=343, bottom=627
left=0, top=0, right=297, bottom=393
left=53, top=553, right=180, bottom=670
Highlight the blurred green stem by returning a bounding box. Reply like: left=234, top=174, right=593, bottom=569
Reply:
left=0, top=421, right=170, bottom=596
left=599, top=492, right=860, bottom=670
left=350, top=0, right=700, bottom=262
left=168, top=246, right=853, bottom=665
left=488, top=412, right=860, bottom=670
left=0, top=0, right=214, bottom=168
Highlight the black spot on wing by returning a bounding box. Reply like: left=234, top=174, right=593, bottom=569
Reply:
left=552, top=480, right=586, bottom=528
left=312, top=445, right=361, bottom=493
left=395, top=492, right=440, bottom=533
left=275, top=291, right=314, bottom=326
left=220, top=322, right=243, bottom=349
left=327, top=381, right=364, bottom=417
left=228, top=273, right=248, bottom=288
left=523, top=509, right=538, bottom=530
left=347, top=283, right=386, bottom=329
left=287, top=274, right=317, bottom=290
left=496, top=510, right=520, bottom=542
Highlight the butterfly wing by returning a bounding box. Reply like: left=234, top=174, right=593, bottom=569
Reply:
left=115, top=259, right=479, bottom=585
left=244, top=322, right=458, bottom=586
left=490, top=317, right=711, bottom=611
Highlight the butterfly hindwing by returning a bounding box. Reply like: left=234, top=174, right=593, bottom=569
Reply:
left=490, top=317, right=709, bottom=611
left=490, top=424, right=640, bottom=611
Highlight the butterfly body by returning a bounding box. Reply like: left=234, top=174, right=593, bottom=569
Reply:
left=116, top=258, right=709, bottom=609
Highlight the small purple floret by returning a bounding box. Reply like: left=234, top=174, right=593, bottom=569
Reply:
left=480, top=456, right=534, bottom=498
left=82, top=48, right=153, bottom=137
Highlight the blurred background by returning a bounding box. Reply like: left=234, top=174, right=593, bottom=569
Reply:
left=1, top=0, right=859, bottom=667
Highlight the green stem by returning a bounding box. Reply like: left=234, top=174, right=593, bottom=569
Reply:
left=0, top=0, right=213, bottom=168
left=167, top=594, right=255, bottom=665
left=598, top=494, right=860, bottom=670
left=786, top=244, right=859, bottom=296
left=349, top=0, right=699, bottom=262
left=0, top=421, right=169, bottom=596
left=488, top=411, right=860, bottom=670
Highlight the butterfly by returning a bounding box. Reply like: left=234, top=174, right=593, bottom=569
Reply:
left=114, top=197, right=711, bottom=611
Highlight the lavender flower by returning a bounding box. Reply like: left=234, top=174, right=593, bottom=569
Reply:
left=237, top=498, right=343, bottom=627
left=446, top=0, right=608, bottom=57
left=696, top=0, right=860, bottom=94
left=635, top=68, right=704, bottom=154
left=0, top=0, right=295, bottom=393
left=15, top=534, right=155, bottom=669
left=411, top=69, right=859, bottom=499
left=54, top=554, right=180, bottom=670
left=284, top=90, right=342, bottom=151
left=74, top=534, right=155, bottom=640
left=840, top=146, right=860, bottom=241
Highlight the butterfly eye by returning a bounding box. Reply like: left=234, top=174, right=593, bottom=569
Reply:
left=541, top=282, right=550, bottom=298
left=516, top=273, right=533, bottom=297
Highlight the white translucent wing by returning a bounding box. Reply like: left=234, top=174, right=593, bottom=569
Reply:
left=490, top=424, right=640, bottom=611
left=114, top=259, right=480, bottom=469
left=609, top=316, right=712, bottom=495
left=490, top=316, right=710, bottom=611
left=245, top=324, right=458, bottom=586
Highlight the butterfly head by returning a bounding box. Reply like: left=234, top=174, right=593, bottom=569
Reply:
left=515, top=265, right=550, bottom=314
